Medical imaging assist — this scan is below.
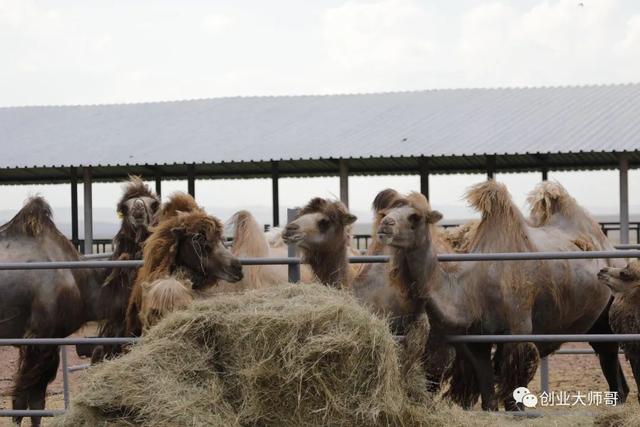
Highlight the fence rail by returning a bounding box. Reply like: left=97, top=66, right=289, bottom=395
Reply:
left=2, top=247, right=638, bottom=418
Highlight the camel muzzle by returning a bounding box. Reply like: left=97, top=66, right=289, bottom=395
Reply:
left=282, top=225, right=304, bottom=244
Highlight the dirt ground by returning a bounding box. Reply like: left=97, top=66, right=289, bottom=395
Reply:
left=0, top=326, right=93, bottom=427
left=0, top=339, right=636, bottom=426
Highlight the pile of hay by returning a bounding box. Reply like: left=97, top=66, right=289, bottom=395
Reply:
left=594, top=401, right=640, bottom=427
left=54, top=283, right=439, bottom=426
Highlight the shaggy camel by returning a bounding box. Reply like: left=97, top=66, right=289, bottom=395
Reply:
left=215, top=210, right=314, bottom=291
left=0, top=198, right=105, bottom=426
left=598, top=260, right=640, bottom=403
left=125, top=193, right=243, bottom=334
left=376, top=181, right=628, bottom=411
left=90, top=177, right=160, bottom=362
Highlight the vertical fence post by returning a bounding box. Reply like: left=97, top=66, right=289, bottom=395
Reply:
left=540, top=356, right=549, bottom=394
left=287, top=208, right=300, bottom=283
left=61, top=346, right=70, bottom=410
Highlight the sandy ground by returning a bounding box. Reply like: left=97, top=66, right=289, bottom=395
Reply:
left=0, top=326, right=93, bottom=427
left=0, top=339, right=636, bottom=426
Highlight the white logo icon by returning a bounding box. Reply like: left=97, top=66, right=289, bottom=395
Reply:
left=513, top=387, right=538, bottom=408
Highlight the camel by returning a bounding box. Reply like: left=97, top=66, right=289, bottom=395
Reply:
left=0, top=197, right=105, bottom=426
left=376, top=181, right=628, bottom=411
left=90, top=177, right=160, bottom=362
left=215, top=210, right=314, bottom=292
left=125, top=193, right=243, bottom=334
left=281, top=196, right=445, bottom=383
left=598, top=260, right=640, bottom=403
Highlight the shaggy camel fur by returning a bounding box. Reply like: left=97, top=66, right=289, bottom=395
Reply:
left=215, top=210, right=314, bottom=292
left=125, top=193, right=243, bottom=334
left=0, top=197, right=104, bottom=426
left=598, top=260, right=640, bottom=403
left=377, top=181, right=628, bottom=411
left=92, top=177, right=160, bottom=362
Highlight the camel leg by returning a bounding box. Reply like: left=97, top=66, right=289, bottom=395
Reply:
left=12, top=345, right=60, bottom=427
left=495, top=342, right=539, bottom=411
left=458, top=343, right=498, bottom=411
left=628, top=356, right=640, bottom=404
left=588, top=301, right=629, bottom=402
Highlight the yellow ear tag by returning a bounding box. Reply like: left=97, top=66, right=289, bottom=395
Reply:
left=117, top=211, right=124, bottom=219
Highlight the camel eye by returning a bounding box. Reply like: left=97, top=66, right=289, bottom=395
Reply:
left=620, top=271, right=632, bottom=281
left=317, top=218, right=330, bottom=231
left=408, top=213, right=421, bottom=224
left=151, top=201, right=159, bottom=211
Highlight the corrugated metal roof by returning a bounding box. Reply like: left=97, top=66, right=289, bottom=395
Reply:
left=0, top=83, right=638, bottom=183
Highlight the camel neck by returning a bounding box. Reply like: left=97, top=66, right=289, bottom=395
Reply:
left=390, top=239, right=433, bottom=317
left=305, top=241, right=349, bottom=288
left=423, top=251, right=473, bottom=329
left=79, top=268, right=109, bottom=322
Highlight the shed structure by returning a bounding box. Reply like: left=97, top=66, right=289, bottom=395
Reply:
left=1, top=83, right=638, bottom=252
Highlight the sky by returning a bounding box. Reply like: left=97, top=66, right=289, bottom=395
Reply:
left=0, top=0, right=639, bottom=233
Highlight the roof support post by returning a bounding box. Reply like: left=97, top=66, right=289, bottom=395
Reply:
left=155, top=175, right=162, bottom=198
left=339, top=159, right=349, bottom=207
left=419, top=158, right=430, bottom=200
left=82, top=167, right=93, bottom=255
left=541, top=169, right=548, bottom=181
left=187, top=164, right=195, bottom=198
left=70, top=168, right=79, bottom=248
left=486, top=155, right=496, bottom=180
left=619, top=154, right=630, bottom=244
left=271, top=162, right=280, bottom=227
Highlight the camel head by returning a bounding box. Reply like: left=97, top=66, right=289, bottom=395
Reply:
left=171, top=211, right=244, bottom=286
left=598, top=260, right=640, bottom=295
left=282, top=197, right=357, bottom=251
left=143, top=208, right=243, bottom=288
left=118, top=176, right=161, bottom=234
left=376, top=191, right=442, bottom=249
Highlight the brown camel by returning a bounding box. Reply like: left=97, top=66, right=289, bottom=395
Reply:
left=376, top=181, right=628, bottom=411
left=0, top=197, right=105, bottom=426
left=90, top=177, right=160, bottom=362
left=598, top=260, right=640, bottom=403
left=125, top=193, right=243, bottom=334
left=281, top=196, right=443, bottom=383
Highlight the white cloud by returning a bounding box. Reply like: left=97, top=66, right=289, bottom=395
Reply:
left=323, top=0, right=436, bottom=68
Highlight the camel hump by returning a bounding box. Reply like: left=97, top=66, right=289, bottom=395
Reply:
left=228, top=210, right=270, bottom=257
left=465, top=180, right=531, bottom=251
left=466, top=180, right=516, bottom=218
left=156, top=192, right=201, bottom=222
left=2, top=196, right=55, bottom=237
left=527, top=181, right=575, bottom=226
left=372, top=189, right=401, bottom=212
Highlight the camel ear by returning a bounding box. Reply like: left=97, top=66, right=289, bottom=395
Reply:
left=342, top=213, right=357, bottom=225
left=425, top=210, right=443, bottom=224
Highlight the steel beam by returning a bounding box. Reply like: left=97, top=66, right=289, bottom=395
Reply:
left=272, top=162, right=280, bottom=227
left=82, top=167, right=93, bottom=254
left=619, top=154, right=630, bottom=244
left=339, top=159, right=349, bottom=207
left=70, top=167, right=78, bottom=247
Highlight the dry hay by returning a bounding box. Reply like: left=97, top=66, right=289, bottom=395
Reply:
left=594, top=401, right=640, bottom=427
left=51, top=282, right=619, bottom=427
left=53, top=283, right=444, bottom=427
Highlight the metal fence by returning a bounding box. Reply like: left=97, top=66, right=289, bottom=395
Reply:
left=2, top=247, right=640, bottom=418
left=352, top=221, right=640, bottom=251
